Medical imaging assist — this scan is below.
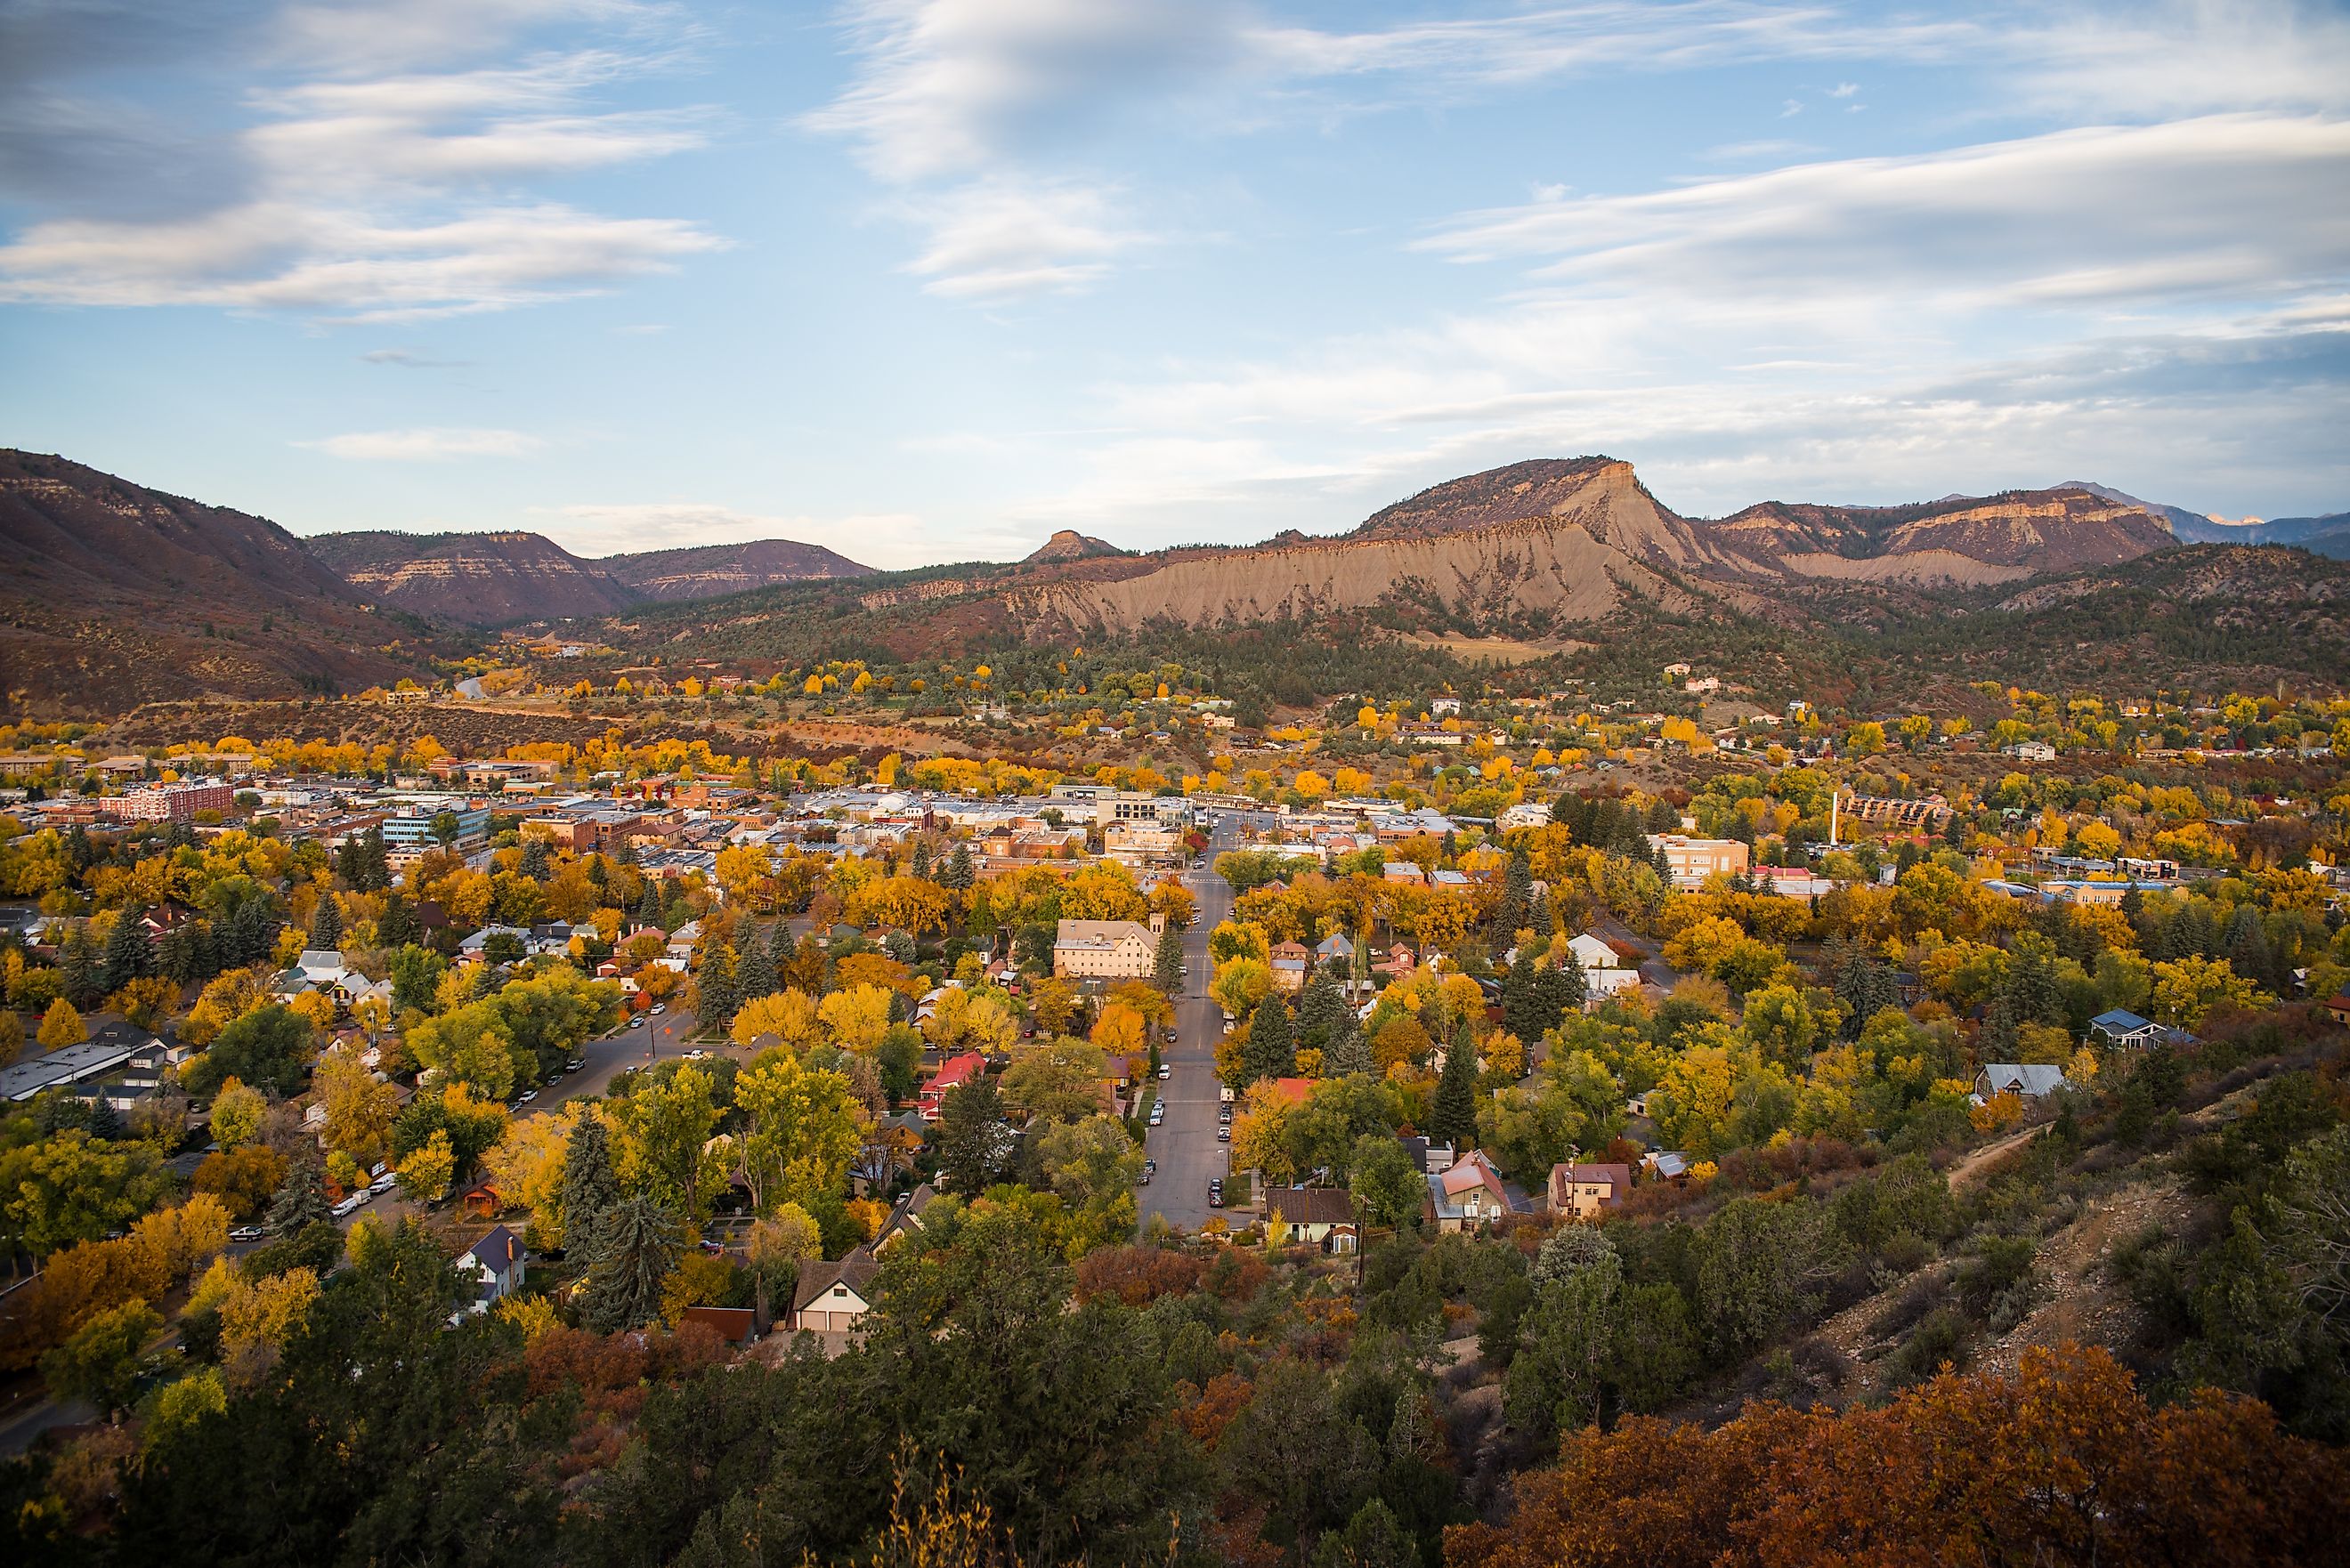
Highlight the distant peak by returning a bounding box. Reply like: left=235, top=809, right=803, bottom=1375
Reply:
left=1025, top=529, right=1124, bottom=563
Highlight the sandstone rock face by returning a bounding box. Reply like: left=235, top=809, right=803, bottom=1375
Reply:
left=604, top=538, right=873, bottom=602
left=309, top=531, right=639, bottom=624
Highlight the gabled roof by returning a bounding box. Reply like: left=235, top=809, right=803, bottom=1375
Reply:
left=1980, top=1063, right=2071, bottom=1097
left=1260, top=1185, right=1355, bottom=1227
left=2091, top=1008, right=2154, bottom=1031
left=466, top=1224, right=523, bottom=1271
left=792, top=1246, right=880, bottom=1313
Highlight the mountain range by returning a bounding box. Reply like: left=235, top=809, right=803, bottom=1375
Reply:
left=304, top=529, right=873, bottom=624
left=0, top=446, right=2339, bottom=711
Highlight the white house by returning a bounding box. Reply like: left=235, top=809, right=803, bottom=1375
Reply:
left=1568, top=933, right=1641, bottom=1001
left=456, top=1224, right=526, bottom=1316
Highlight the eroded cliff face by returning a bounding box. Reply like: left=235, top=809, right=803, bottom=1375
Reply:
left=1697, top=486, right=2176, bottom=586
left=318, top=533, right=639, bottom=624
left=1005, top=508, right=1691, bottom=633
left=604, top=539, right=873, bottom=601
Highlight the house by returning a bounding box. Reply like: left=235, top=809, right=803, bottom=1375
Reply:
left=455, top=1224, right=526, bottom=1315
left=1426, top=1150, right=1514, bottom=1232
left=681, top=1305, right=760, bottom=1345
left=2328, top=990, right=2350, bottom=1028
left=1567, top=933, right=1641, bottom=1001
left=873, top=1183, right=940, bottom=1254
left=918, top=1052, right=985, bottom=1119
left=1052, top=917, right=1157, bottom=980
left=1974, top=1063, right=2073, bottom=1102
left=1268, top=941, right=1311, bottom=993
left=1642, top=1150, right=1690, bottom=1181
left=2089, top=1008, right=2164, bottom=1048
left=1260, top=1185, right=1359, bottom=1251
left=1546, top=1161, right=1633, bottom=1220
left=792, top=1247, right=879, bottom=1333
left=1314, top=933, right=1356, bottom=966
left=1398, top=1136, right=1455, bottom=1176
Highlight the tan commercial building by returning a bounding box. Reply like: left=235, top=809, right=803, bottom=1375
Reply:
left=1053, top=917, right=1158, bottom=980
left=1647, top=834, right=1750, bottom=890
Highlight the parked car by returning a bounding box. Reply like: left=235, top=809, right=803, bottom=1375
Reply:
left=1216, top=1124, right=1230, bottom=1141
left=1148, top=1104, right=1165, bottom=1126
left=546, top=1073, right=563, bottom=1087
left=332, top=1195, right=363, bottom=1217
left=370, top=1173, right=397, bottom=1193
left=229, top=1225, right=263, bottom=1243
left=519, top=1089, right=539, bottom=1103
left=651, top=1003, right=667, bottom=1015
left=1207, top=1183, right=1225, bottom=1208
left=1157, top=1063, right=1171, bottom=1079
left=629, top=1016, right=646, bottom=1030
left=685, top=1047, right=709, bottom=1061
left=1139, top=1160, right=1155, bottom=1184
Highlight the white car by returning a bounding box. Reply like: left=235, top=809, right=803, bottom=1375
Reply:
left=651, top=1004, right=668, bottom=1015
left=1157, top=1063, right=1171, bottom=1080
left=332, top=1194, right=363, bottom=1217
left=685, top=1047, right=709, bottom=1060
left=519, top=1089, right=539, bottom=1103
left=370, top=1173, right=397, bottom=1193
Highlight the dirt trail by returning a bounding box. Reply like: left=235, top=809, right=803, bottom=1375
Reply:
left=1946, top=1122, right=2049, bottom=1190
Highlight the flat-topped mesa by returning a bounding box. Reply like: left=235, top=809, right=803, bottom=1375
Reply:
left=1024, top=529, right=1124, bottom=564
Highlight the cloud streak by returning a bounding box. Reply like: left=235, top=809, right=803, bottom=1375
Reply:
left=303, top=426, right=544, bottom=459
left=0, top=0, right=721, bottom=319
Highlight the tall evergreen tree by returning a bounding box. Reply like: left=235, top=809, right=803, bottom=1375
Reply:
left=941, top=842, right=976, bottom=891
left=937, top=1076, right=1009, bottom=1195
left=909, top=839, right=932, bottom=881
left=734, top=925, right=777, bottom=1002
left=1153, top=920, right=1185, bottom=996
left=59, top=928, right=101, bottom=1007
left=378, top=893, right=420, bottom=951
left=100, top=904, right=151, bottom=995
left=1244, top=996, right=1296, bottom=1083
left=308, top=894, right=344, bottom=953
left=1498, top=853, right=1534, bottom=936
left=693, top=945, right=739, bottom=1030
left=578, top=1197, right=681, bottom=1334
left=267, top=1158, right=334, bottom=1238
left=519, top=837, right=552, bottom=882
left=1430, top=1025, right=1479, bottom=1148
left=559, top=1113, right=622, bottom=1261
left=1320, top=1011, right=1373, bottom=1078
left=632, top=880, right=663, bottom=930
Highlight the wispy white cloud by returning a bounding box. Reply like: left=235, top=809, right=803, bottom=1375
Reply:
left=902, top=177, right=1145, bottom=298
left=1420, top=114, right=2350, bottom=312
left=0, top=0, right=720, bottom=319
left=303, top=425, right=543, bottom=459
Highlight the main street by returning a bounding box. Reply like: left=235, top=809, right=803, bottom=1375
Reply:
left=1139, top=810, right=1262, bottom=1231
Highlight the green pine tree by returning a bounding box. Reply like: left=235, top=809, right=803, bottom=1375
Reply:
left=559, top=1113, right=622, bottom=1261
left=578, top=1196, right=681, bottom=1333
left=1153, top=920, right=1184, bottom=996
left=266, top=1158, right=334, bottom=1238
left=1244, top=996, right=1296, bottom=1083
left=1430, top=1025, right=1479, bottom=1148
left=100, top=904, right=151, bottom=995
left=308, top=894, right=343, bottom=953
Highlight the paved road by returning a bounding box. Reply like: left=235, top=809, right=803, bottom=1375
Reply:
left=1139, top=812, right=1268, bottom=1232
left=1588, top=910, right=1683, bottom=991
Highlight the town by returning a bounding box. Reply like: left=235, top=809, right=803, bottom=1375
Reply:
left=2, top=647, right=2346, bottom=1560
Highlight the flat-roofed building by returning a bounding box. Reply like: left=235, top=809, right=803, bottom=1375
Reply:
left=1053, top=917, right=1158, bottom=980
left=1647, top=834, right=1750, bottom=889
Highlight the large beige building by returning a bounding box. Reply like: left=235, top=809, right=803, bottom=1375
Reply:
left=1647, top=834, right=1750, bottom=890
left=1053, top=917, right=1158, bottom=979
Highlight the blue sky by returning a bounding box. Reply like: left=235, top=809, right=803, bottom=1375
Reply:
left=2, top=0, right=2346, bottom=569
